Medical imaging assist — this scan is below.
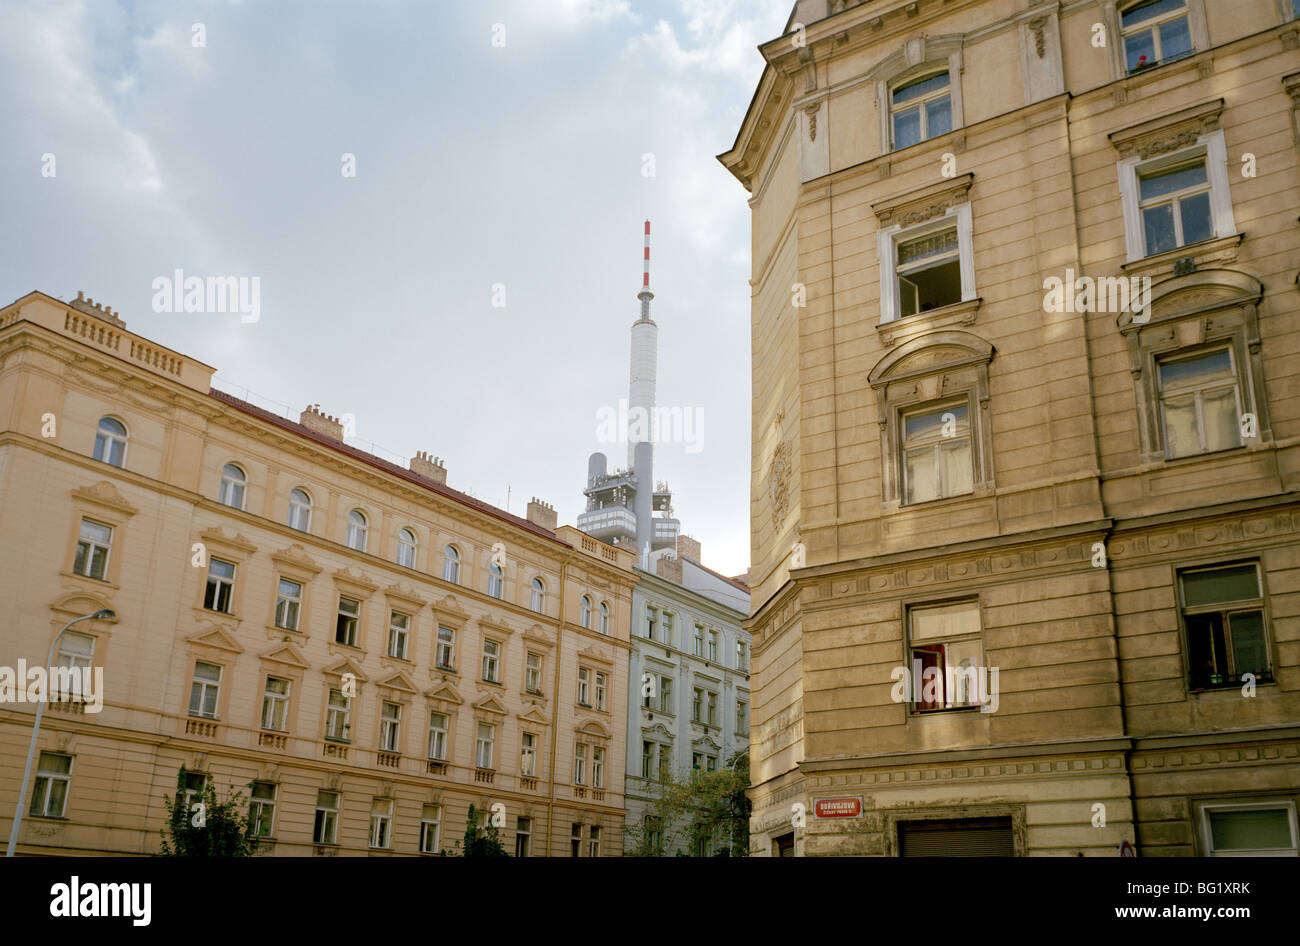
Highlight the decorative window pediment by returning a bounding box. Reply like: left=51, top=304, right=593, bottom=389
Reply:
left=270, top=544, right=322, bottom=577
left=423, top=680, right=463, bottom=705
left=187, top=624, right=243, bottom=656
left=331, top=567, right=378, bottom=597
left=478, top=614, right=515, bottom=637
left=323, top=656, right=368, bottom=684
left=643, top=722, right=674, bottom=742
left=430, top=595, right=470, bottom=629
left=377, top=670, right=417, bottom=696
left=1108, top=99, right=1223, bottom=160
left=472, top=693, right=508, bottom=716
left=383, top=582, right=426, bottom=610
left=198, top=526, right=256, bottom=560
left=578, top=644, right=614, bottom=667
left=576, top=719, right=611, bottom=741
left=522, top=624, right=555, bottom=650
left=517, top=705, right=550, bottom=726
left=72, top=481, right=137, bottom=517
left=258, top=642, right=310, bottom=671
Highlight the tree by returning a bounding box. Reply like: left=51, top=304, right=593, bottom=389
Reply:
left=158, top=767, right=258, bottom=857
left=626, top=750, right=752, bottom=857
left=461, top=803, right=508, bottom=857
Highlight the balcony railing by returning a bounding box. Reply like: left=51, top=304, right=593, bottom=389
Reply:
left=258, top=731, right=287, bottom=750
left=322, top=742, right=349, bottom=760
left=519, top=776, right=538, bottom=791
left=186, top=718, right=219, bottom=738
left=427, top=760, right=448, bottom=775
left=377, top=751, right=401, bottom=768
left=474, top=769, right=495, bottom=784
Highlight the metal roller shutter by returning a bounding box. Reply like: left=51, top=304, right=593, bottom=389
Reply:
left=898, top=817, right=1015, bottom=856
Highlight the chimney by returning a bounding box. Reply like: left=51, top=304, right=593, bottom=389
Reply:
left=299, top=404, right=344, bottom=441
left=70, top=290, right=126, bottom=327
left=526, top=497, right=557, bottom=531
left=677, top=534, right=701, bottom=563
left=656, top=555, right=683, bottom=584
left=410, top=451, right=447, bottom=485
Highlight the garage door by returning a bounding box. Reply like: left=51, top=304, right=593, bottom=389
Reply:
left=898, top=817, right=1015, bottom=856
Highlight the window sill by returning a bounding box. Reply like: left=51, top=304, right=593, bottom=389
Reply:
left=435, top=665, right=458, bottom=675
left=62, top=571, right=120, bottom=590
left=194, top=605, right=239, bottom=624
left=1189, top=677, right=1275, bottom=694
left=481, top=678, right=503, bottom=688
left=1121, top=233, right=1243, bottom=280
left=268, top=624, right=304, bottom=639
left=878, top=297, right=981, bottom=348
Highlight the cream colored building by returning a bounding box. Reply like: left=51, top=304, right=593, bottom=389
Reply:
left=0, top=290, right=636, bottom=856
left=722, top=0, right=1300, bottom=855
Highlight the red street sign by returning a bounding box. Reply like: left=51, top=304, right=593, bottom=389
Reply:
left=814, top=797, right=862, bottom=818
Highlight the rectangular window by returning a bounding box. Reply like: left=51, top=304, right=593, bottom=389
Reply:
left=369, top=798, right=392, bottom=849
left=482, top=639, right=500, bottom=683
left=427, top=712, right=448, bottom=760
left=577, top=667, right=590, bottom=706
left=335, top=596, right=360, bottom=647
left=1121, top=0, right=1193, bottom=73
left=693, top=625, right=704, bottom=657
left=645, top=606, right=658, bottom=640
left=177, top=771, right=206, bottom=812
left=661, top=612, right=673, bottom=645
left=692, top=751, right=703, bottom=770
left=325, top=688, right=350, bottom=741
left=56, top=631, right=94, bottom=671
left=1202, top=803, right=1297, bottom=856
left=692, top=688, right=704, bottom=723
left=907, top=600, right=985, bottom=712
left=571, top=823, right=582, bottom=857
left=897, top=226, right=961, bottom=317
left=658, top=744, right=671, bottom=778
left=476, top=722, right=495, bottom=769
left=313, top=790, right=339, bottom=844
left=204, top=559, right=236, bottom=613
left=707, top=630, right=718, bottom=662
left=736, top=700, right=749, bottom=736
left=188, top=661, right=222, bottom=718
left=891, top=71, right=951, bottom=150
left=388, top=611, right=410, bottom=659
left=592, top=746, right=604, bottom=788
left=574, top=743, right=588, bottom=785
left=659, top=676, right=673, bottom=714
left=379, top=701, right=401, bottom=752
left=249, top=782, right=276, bottom=838
left=73, top=519, right=113, bottom=580
left=521, top=731, right=537, bottom=776
left=595, top=671, right=607, bottom=711
left=525, top=652, right=543, bottom=693
left=1139, top=157, right=1213, bottom=255
left=706, top=755, right=717, bottom=772
left=261, top=676, right=291, bottom=731
left=436, top=626, right=455, bottom=670
left=707, top=691, right=718, bottom=727
left=588, top=825, right=601, bottom=858
left=737, top=640, right=748, bottom=671
left=1181, top=563, right=1272, bottom=690
left=1158, top=348, right=1243, bottom=458
left=515, top=816, right=532, bottom=857
left=902, top=401, right=973, bottom=504
left=29, top=752, right=72, bottom=818
left=274, top=578, right=302, bottom=631
left=420, top=804, right=442, bottom=854
left=641, top=741, right=655, bottom=779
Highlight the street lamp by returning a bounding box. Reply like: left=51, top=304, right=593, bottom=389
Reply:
left=6, top=609, right=115, bottom=857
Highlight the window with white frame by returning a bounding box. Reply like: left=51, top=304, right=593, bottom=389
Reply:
left=93, top=417, right=127, bottom=467
left=906, top=600, right=986, bottom=712
left=57, top=631, right=94, bottom=672
left=313, top=789, right=339, bottom=844
left=1180, top=562, right=1273, bottom=691
left=645, top=606, right=658, bottom=640
left=658, top=744, right=671, bottom=777
left=397, top=528, right=417, bottom=568
left=482, top=639, right=500, bottom=683
left=737, top=640, right=748, bottom=671
left=692, top=688, right=704, bottom=723
left=577, top=667, right=591, bottom=706
left=249, top=782, right=276, bottom=838
left=592, top=746, right=604, bottom=788
left=73, top=519, right=112, bottom=580
left=707, top=692, right=718, bottom=727
left=595, top=671, right=607, bottom=711
left=428, top=712, right=448, bottom=760
left=1138, top=158, right=1214, bottom=255
left=219, top=463, right=246, bottom=509
left=580, top=595, right=592, bottom=628
left=379, top=701, right=401, bottom=751
left=641, top=740, right=656, bottom=779
left=476, top=722, right=495, bottom=768
left=525, top=652, right=543, bottom=694
left=1120, top=0, right=1193, bottom=73
left=346, top=510, right=368, bottom=552
left=588, top=825, right=601, bottom=857
left=571, top=823, right=583, bottom=857
left=369, top=798, right=392, bottom=848
left=692, top=625, right=704, bottom=657
left=261, top=676, right=291, bottom=731
left=598, top=602, right=609, bottom=634
left=274, top=578, right=302, bottom=631
left=29, top=752, right=72, bottom=818
left=335, top=596, right=360, bottom=647
left=706, top=755, right=717, bottom=772
left=488, top=561, right=504, bottom=598
left=177, top=771, right=206, bottom=812
left=189, top=661, right=222, bottom=718
left=875, top=198, right=975, bottom=324
left=1200, top=802, right=1297, bottom=856
left=436, top=626, right=455, bottom=670
left=204, top=558, right=236, bottom=613
left=1157, top=348, right=1243, bottom=458
left=521, top=731, right=537, bottom=776
left=288, top=488, right=312, bottom=531
left=659, top=676, right=673, bottom=714
left=443, top=545, right=460, bottom=583
left=662, top=611, right=673, bottom=645
left=890, top=71, right=952, bottom=149
left=420, top=804, right=442, bottom=854
left=574, top=743, right=588, bottom=784
left=736, top=700, right=749, bottom=736
left=902, top=400, right=974, bottom=504
left=515, top=817, right=532, bottom=857
left=388, top=611, right=410, bottom=659
left=325, top=688, right=350, bottom=741
left=707, top=630, right=718, bottom=662
left=530, top=578, right=545, bottom=613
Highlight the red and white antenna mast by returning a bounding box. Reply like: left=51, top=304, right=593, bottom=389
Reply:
left=637, top=219, right=654, bottom=320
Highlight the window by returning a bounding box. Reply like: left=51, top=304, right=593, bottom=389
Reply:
left=325, top=688, right=350, bottom=741
left=482, top=639, right=500, bottom=683
left=737, top=640, right=748, bottom=671
left=874, top=187, right=975, bottom=324
left=29, top=752, right=72, bottom=818
left=57, top=631, right=94, bottom=672
left=588, top=825, right=601, bottom=858
left=488, top=561, right=504, bottom=598
left=1201, top=802, right=1297, bottom=856
left=443, top=545, right=460, bottom=583
left=74, top=519, right=112, bottom=580
left=346, top=510, right=368, bottom=552
left=436, top=626, right=455, bottom=670
left=662, top=612, right=673, bottom=645
left=891, top=71, right=951, bottom=149
left=379, top=701, right=401, bottom=751
left=577, top=667, right=590, bottom=706
left=1158, top=348, right=1242, bottom=458
left=706, top=755, right=717, bottom=772
left=530, top=577, right=545, bottom=613
left=707, top=692, right=718, bottom=727
left=335, top=596, right=360, bottom=647
left=428, top=712, right=448, bottom=760
left=692, top=688, right=704, bottom=723
left=1138, top=158, right=1213, bottom=255
left=595, top=671, right=607, bottom=711
left=707, top=630, right=718, bottom=662
left=1180, top=563, right=1272, bottom=690
left=641, top=741, right=655, bottom=779
left=1121, top=0, right=1192, bottom=73
left=646, top=606, right=658, bottom=640
left=288, top=488, right=312, bottom=531
left=515, top=817, right=532, bottom=857
left=204, top=559, right=236, bottom=613
left=902, top=401, right=974, bottom=504
left=580, top=595, right=592, bottom=628
left=896, top=225, right=962, bottom=317
left=249, top=782, right=276, bottom=838
left=737, top=701, right=749, bottom=736
left=525, top=652, right=543, bottom=694
left=592, top=747, right=604, bottom=788
left=397, top=528, right=417, bottom=568
left=93, top=417, right=127, bottom=467
left=645, top=816, right=664, bottom=854
left=692, top=625, right=704, bottom=657
left=476, top=722, right=495, bottom=768
left=369, top=798, right=392, bottom=849
left=177, top=771, right=206, bottom=812
left=274, top=578, right=302, bottom=631
left=659, top=676, right=673, bottom=714
left=188, top=661, right=221, bottom=718
left=658, top=744, right=671, bottom=778
left=906, top=600, right=985, bottom=712
left=598, top=601, right=609, bottom=634
left=420, top=804, right=442, bottom=854
left=388, top=611, right=410, bottom=659
left=521, top=732, right=537, bottom=776
left=218, top=463, right=246, bottom=509
left=571, top=823, right=583, bottom=857
left=313, top=790, right=339, bottom=844
left=693, top=751, right=704, bottom=770
left=574, top=743, right=588, bottom=784
left=261, top=676, right=291, bottom=731
left=1293, top=0, right=1300, bottom=19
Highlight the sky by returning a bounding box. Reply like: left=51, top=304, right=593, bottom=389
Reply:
left=0, top=0, right=792, bottom=576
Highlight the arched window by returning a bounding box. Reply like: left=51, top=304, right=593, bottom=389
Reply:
left=443, top=545, right=460, bottom=584
left=1120, top=0, right=1192, bottom=73
left=218, top=463, right=246, bottom=509
left=93, top=417, right=127, bottom=467
left=530, top=578, right=545, bottom=613
left=488, top=561, right=503, bottom=598
left=346, top=510, right=368, bottom=551
left=890, top=71, right=951, bottom=150
left=598, top=601, right=610, bottom=635
left=580, top=595, right=592, bottom=629
left=288, top=488, right=312, bottom=532
left=397, top=528, right=417, bottom=568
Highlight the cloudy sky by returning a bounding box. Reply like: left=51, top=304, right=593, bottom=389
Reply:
left=2, top=0, right=792, bottom=576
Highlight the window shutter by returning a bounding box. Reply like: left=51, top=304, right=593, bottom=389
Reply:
left=898, top=817, right=1014, bottom=856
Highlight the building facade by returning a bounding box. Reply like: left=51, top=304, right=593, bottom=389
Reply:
left=0, top=290, right=636, bottom=857
left=722, top=0, right=1300, bottom=855
left=624, top=538, right=751, bottom=854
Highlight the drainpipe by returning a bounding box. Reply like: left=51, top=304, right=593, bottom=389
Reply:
left=544, top=550, right=574, bottom=856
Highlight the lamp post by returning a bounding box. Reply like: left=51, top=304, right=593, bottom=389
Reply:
left=6, top=609, right=115, bottom=857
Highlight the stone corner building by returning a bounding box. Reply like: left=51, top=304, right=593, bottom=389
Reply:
left=720, top=0, right=1300, bottom=856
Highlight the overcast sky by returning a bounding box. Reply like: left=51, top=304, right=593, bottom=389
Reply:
left=2, top=0, right=791, bottom=576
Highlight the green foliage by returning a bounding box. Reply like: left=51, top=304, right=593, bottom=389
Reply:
left=461, top=803, right=509, bottom=857
left=158, top=767, right=258, bottom=857
left=626, top=750, right=752, bottom=856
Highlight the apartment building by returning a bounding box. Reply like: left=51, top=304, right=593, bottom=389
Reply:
left=721, top=0, right=1300, bottom=855
left=0, top=290, right=636, bottom=856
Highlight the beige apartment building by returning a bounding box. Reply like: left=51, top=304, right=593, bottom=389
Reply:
left=0, top=290, right=636, bottom=856
left=722, top=0, right=1300, bottom=855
